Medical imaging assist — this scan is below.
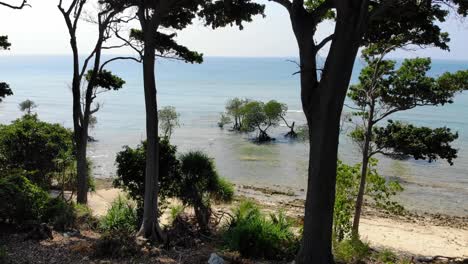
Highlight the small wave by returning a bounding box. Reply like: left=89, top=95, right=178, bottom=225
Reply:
left=287, top=110, right=303, bottom=113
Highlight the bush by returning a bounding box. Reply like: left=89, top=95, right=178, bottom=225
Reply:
left=0, top=115, right=74, bottom=188
left=169, top=204, right=185, bottom=224
left=0, top=172, right=50, bottom=224
left=41, top=197, right=76, bottom=231
left=178, top=151, right=234, bottom=231
left=74, top=203, right=98, bottom=229
left=334, top=237, right=370, bottom=263
left=375, top=248, right=397, bottom=264
left=223, top=201, right=299, bottom=260
left=100, top=195, right=138, bottom=233
left=334, top=159, right=404, bottom=241
left=114, top=138, right=180, bottom=220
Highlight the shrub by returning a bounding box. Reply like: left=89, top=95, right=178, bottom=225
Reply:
left=100, top=195, right=138, bottom=233
left=41, top=197, right=76, bottom=231
left=375, top=248, right=397, bottom=264
left=169, top=204, right=185, bottom=224
left=74, top=203, right=98, bottom=229
left=334, top=237, right=370, bottom=264
left=178, top=151, right=234, bottom=231
left=0, top=115, right=74, bottom=188
left=114, top=138, right=180, bottom=220
left=223, top=201, right=299, bottom=260
left=0, top=172, right=49, bottom=224
left=334, top=159, right=404, bottom=241
left=0, top=245, right=7, bottom=263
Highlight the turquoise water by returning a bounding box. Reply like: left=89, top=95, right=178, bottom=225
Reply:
left=0, top=56, right=467, bottom=216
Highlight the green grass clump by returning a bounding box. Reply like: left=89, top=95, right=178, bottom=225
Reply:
left=223, top=201, right=299, bottom=260
left=100, top=195, right=137, bottom=233
left=169, top=204, right=185, bottom=224
left=376, top=248, right=397, bottom=264
left=334, top=236, right=370, bottom=263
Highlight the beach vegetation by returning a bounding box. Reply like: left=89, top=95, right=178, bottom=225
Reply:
left=242, top=100, right=287, bottom=142
left=159, top=106, right=180, bottom=139
left=217, top=113, right=232, bottom=128
left=100, top=195, right=138, bottom=233
left=223, top=200, right=299, bottom=260
left=0, top=114, right=74, bottom=188
left=225, top=97, right=249, bottom=131
left=348, top=45, right=467, bottom=235
left=333, top=236, right=370, bottom=264
left=265, top=0, right=468, bottom=261
left=105, top=0, right=264, bottom=241
left=58, top=0, right=127, bottom=205
left=334, top=160, right=403, bottom=242
left=179, top=151, right=234, bottom=232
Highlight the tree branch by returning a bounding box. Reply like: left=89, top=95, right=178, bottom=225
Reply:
left=269, top=0, right=291, bottom=12
left=0, top=0, right=30, bottom=9
left=314, top=34, right=334, bottom=53
left=100, top=56, right=142, bottom=72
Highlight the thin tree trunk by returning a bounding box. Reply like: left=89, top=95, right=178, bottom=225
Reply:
left=294, top=2, right=368, bottom=262
left=352, top=101, right=375, bottom=234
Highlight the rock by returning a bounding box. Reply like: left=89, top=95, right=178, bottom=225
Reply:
left=208, top=253, right=224, bottom=264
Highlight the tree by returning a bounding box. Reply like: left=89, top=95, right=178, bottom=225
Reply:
left=110, top=0, right=264, bottom=241
left=348, top=51, right=467, bottom=235
left=243, top=100, right=286, bottom=142
left=58, top=0, right=127, bottom=204
left=217, top=113, right=232, bottom=128
left=0, top=115, right=74, bottom=188
left=278, top=104, right=297, bottom=138
left=266, top=1, right=467, bottom=262
left=0, top=36, right=12, bottom=103
left=19, top=99, right=37, bottom=115
left=225, top=97, right=249, bottom=131
left=158, top=106, right=180, bottom=139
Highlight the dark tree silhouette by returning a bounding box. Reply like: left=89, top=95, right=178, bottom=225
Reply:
left=58, top=0, right=127, bottom=204
left=268, top=0, right=468, bottom=262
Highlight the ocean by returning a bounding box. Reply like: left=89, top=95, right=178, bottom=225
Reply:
left=0, top=55, right=467, bottom=216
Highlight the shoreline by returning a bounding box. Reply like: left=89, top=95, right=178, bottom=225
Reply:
left=91, top=178, right=468, bottom=258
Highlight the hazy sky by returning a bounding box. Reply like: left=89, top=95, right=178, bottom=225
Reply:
left=1, top=0, right=468, bottom=59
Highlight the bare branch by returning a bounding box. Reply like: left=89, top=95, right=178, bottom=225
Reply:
left=100, top=56, right=141, bottom=72
left=0, top=0, right=30, bottom=9
left=314, top=34, right=334, bottom=53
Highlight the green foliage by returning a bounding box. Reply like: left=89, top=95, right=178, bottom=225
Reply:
left=334, top=160, right=403, bottom=241
left=85, top=69, right=125, bottom=90
left=333, top=237, right=370, bottom=264
left=114, top=138, right=181, bottom=217
left=18, top=99, right=37, bottom=114
left=169, top=204, right=185, bottom=224
left=178, top=151, right=234, bottom=230
left=242, top=100, right=287, bottom=141
left=0, top=82, right=13, bottom=102
left=374, top=120, right=459, bottom=165
left=100, top=195, right=138, bottom=233
left=0, top=172, right=50, bottom=224
left=158, top=106, right=180, bottom=138
left=217, top=113, right=231, bottom=128
left=42, top=198, right=77, bottom=231
left=375, top=249, right=397, bottom=264
left=225, top=97, right=249, bottom=130
left=0, top=115, right=74, bottom=188
left=223, top=201, right=298, bottom=260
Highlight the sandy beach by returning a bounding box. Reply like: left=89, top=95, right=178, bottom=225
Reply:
left=87, top=185, right=468, bottom=259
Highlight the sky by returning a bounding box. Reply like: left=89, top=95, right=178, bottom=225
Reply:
left=1, top=0, right=468, bottom=60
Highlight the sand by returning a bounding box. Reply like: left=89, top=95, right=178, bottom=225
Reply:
left=88, top=188, right=468, bottom=258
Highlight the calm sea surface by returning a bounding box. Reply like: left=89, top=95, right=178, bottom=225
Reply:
left=0, top=56, right=467, bottom=216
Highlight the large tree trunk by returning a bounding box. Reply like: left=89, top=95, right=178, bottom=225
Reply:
left=352, top=101, right=375, bottom=234
left=294, top=2, right=368, bottom=263
left=137, top=22, right=165, bottom=241
left=76, top=134, right=88, bottom=204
